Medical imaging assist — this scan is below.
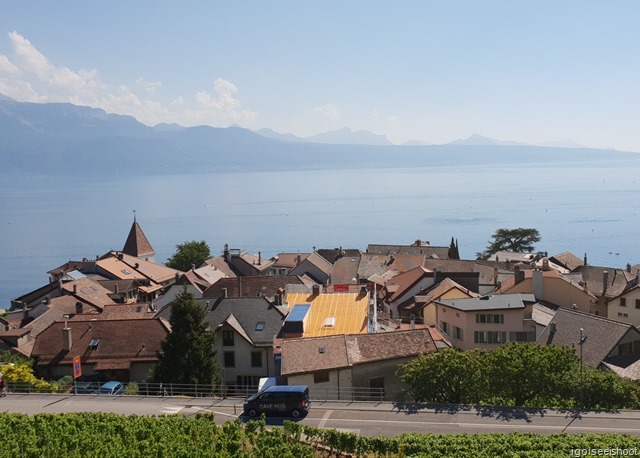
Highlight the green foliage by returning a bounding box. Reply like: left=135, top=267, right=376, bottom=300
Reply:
left=0, top=350, right=32, bottom=367
left=484, top=343, right=579, bottom=407
left=153, top=287, right=219, bottom=386
left=477, top=227, right=541, bottom=259
left=1, top=412, right=640, bottom=457
left=399, top=342, right=639, bottom=409
left=1, top=361, right=62, bottom=393
left=165, top=240, right=211, bottom=272
left=448, top=237, right=460, bottom=260
left=399, top=348, right=486, bottom=403
left=124, top=382, right=139, bottom=396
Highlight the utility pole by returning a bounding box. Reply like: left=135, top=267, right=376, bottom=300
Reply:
left=579, top=328, right=587, bottom=408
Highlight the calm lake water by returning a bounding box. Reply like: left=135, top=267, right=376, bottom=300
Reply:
left=2, top=157, right=640, bottom=308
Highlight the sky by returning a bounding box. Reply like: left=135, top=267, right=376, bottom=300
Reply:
left=1, top=1, right=639, bottom=151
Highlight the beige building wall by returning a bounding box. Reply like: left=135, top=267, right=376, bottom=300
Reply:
left=218, top=326, right=273, bottom=385
left=351, top=357, right=414, bottom=401
left=607, top=289, right=640, bottom=326
left=506, top=277, right=596, bottom=314
left=423, top=288, right=474, bottom=325
left=437, top=303, right=534, bottom=351
left=287, top=368, right=353, bottom=400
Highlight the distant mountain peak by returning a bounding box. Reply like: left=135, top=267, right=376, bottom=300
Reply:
left=305, top=127, right=393, bottom=145
left=449, top=134, right=519, bottom=146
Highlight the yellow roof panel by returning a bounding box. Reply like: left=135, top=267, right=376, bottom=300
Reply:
left=286, top=292, right=369, bottom=337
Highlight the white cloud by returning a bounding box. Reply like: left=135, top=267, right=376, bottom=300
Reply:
left=313, top=103, right=341, bottom=121
left=0, top=54, right=19, bottom=75
left=0, top=31, right=257, bottom=128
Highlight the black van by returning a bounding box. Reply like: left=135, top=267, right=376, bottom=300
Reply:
left=243, top=385, right=310, bottom=418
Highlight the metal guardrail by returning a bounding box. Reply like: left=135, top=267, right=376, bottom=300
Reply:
left=3, top=381, right=384, bottom=401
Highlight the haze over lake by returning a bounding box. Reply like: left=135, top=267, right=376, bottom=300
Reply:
left=2, top=155, right=640, bottom=309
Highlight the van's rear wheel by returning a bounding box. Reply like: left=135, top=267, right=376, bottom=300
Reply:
left=291, top=409, right=301, bottom=418
left=248, top=408, right=258, bottom=417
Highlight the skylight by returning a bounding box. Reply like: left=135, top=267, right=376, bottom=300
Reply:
left=255, top=322, right=265, bottom=331
left=323, top=317, right=336, bottom=327
left=89, top=338, right=101, bottom=349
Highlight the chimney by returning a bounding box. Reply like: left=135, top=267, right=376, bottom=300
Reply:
left=514, top=265, right=524, bottom=284
left=224, top=243, right=229, bottom=261
left=75, top=302, right=83, bottom=314
left=191, top=264, right=196, bottom=271
left=222, top=287, right=228, bottom=298
left=603, top=270, right=609, bottom=295
left=296, top=254, right=301, bottom=265
left=62, top=321, right=72, bottom=352
left=175, top=272, right=180, bottom=282
left=627, top=263, right=632, bottom=273
left=493, top=266, right=499, bottom=286
left=45, top=295, right=51, bottom=305
left=549, top=322, right=557, bottom=333
left=410, top=314, right=416, bottom=330
left=542, top=258, right=550, bottom=271
left=114, top=284, right=119, bottom=294
left=584, top=253, right=588, bottom=266
left=73, top=284, right=77, bottom=294
left=258, top=252, right=261, bottom=265
left=312, top=284, right=320, bottom=296
left=532, top=270, right=544, bottom=299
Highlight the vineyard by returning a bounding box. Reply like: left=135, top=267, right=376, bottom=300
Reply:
left=1, top=412, right=640, bottom=457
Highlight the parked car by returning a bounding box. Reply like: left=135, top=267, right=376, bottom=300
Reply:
left=74, top=381, right=99, bottom=394
left=98, top=381, right=124, bottom=395
left=243, top=385, right=310, bottom=418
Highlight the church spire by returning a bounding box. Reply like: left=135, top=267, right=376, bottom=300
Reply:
left=122, top=213, right=155, bottom=262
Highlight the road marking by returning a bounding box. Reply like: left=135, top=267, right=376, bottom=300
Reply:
left=159, top=406, right=183, bottom=415
left=318, top=410, right=332, bottom=428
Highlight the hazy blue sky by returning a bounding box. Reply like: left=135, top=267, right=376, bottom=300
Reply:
left=1, top=1, right=639, bottom=150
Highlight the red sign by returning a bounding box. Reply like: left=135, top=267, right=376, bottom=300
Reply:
left=73, top=356, right=82, bottom=379
left=334, top=284, right=350, bottom=292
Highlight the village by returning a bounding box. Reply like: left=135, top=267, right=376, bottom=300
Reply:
left=2, top=217, right=640, bottom=402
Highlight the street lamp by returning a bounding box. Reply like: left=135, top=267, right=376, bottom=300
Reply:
left=579, top=328, right=588, bottom=408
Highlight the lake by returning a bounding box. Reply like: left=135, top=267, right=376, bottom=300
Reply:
left=2, top=156, right=640, bottom=309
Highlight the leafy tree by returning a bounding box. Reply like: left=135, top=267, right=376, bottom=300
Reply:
left=153, top=288, right=219, bottom=385
left=477, top=228, right=541, bottom=259
left=398, top=348, right=486, bottom=403
left=565, top=366, right=638, bottom=409
left=484, top=343, right=578, bottom=406
left=165, top=240, right=211, bottom=272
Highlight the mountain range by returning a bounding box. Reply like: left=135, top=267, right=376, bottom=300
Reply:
left=0, top=95, right=631, bottom=176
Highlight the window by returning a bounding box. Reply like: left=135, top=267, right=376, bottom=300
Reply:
left=251, top=351, right=262, bottom=368
left=237, top=375, right=259, bottom=388
left=618, top=342, right=633, bottom=356
left=635, top=299, right=640, bottom=309
left=440, top=321, right=450, bottom=335
left=509, top=331, right=536, bottom=342
left=224, top=351, right=235, bottom=367
left=222, top=331, right=234, bottom=346
left=475, top=313, right=504, bottom=324
left=618, top=312, right=629, bottom=318
left=314, top=371, right=330, bottom=383
left=255, top=322, right=265, bottom=331
left=474, top=331, right=506, bottom=344
left=454, top=326, right=463, bottom=341
left=89, top=338, right=101, bottom=349
left=620, top=297, right=627, bottom=307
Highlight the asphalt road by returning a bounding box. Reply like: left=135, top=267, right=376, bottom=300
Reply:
left=2, top=394, right=640, bottom=436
